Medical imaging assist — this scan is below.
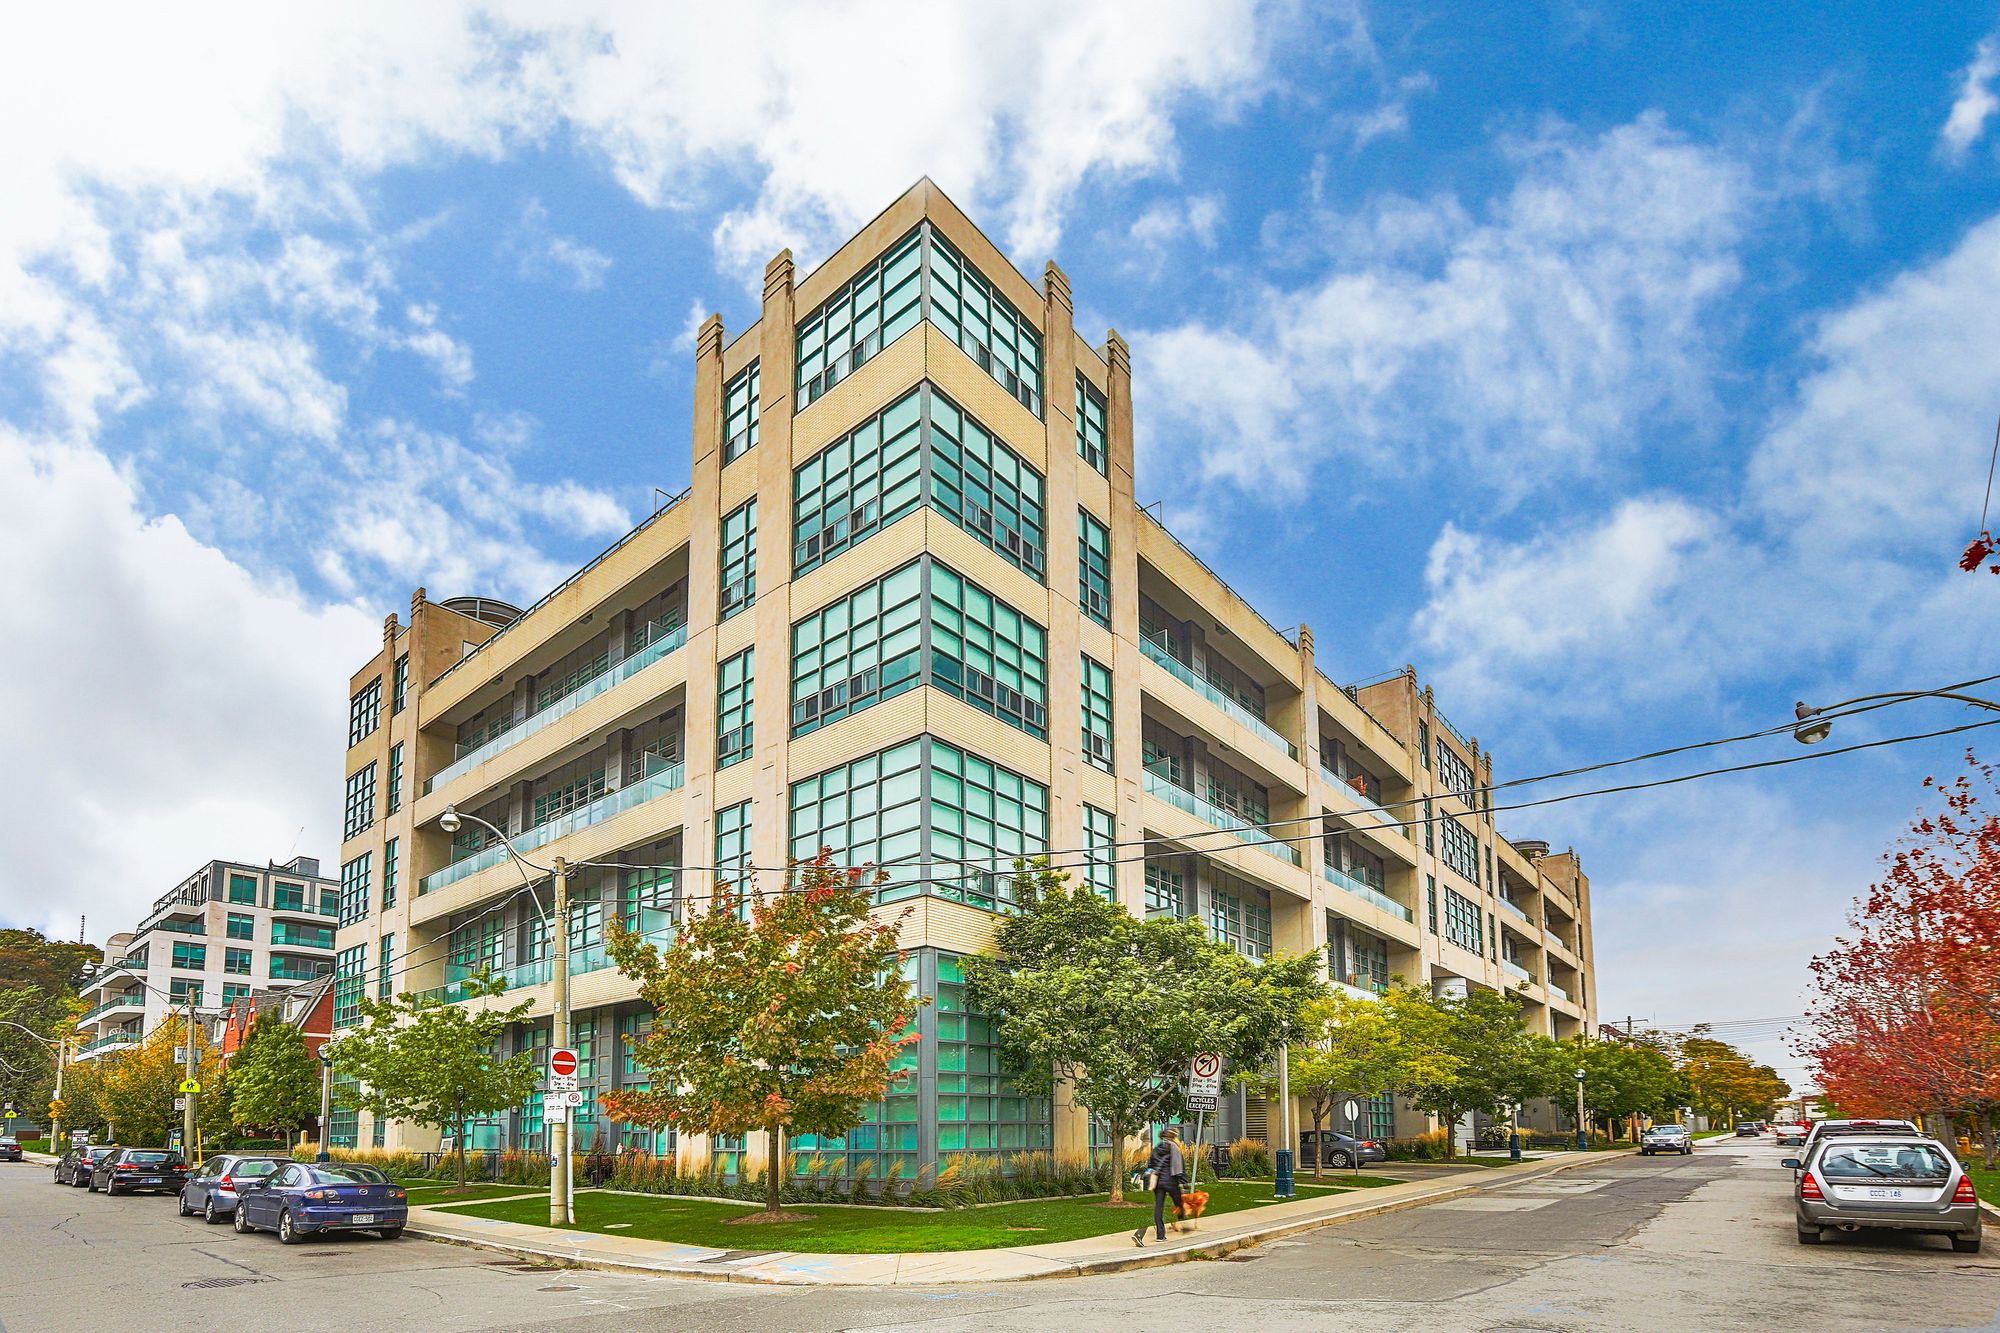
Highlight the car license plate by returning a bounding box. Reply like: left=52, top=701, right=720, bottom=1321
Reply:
left=353, top=1213, right=376, bottom=1224
left=143, top=1177, right=160, bottom=1184
left=1865, top=1187, right=1906, bottom=1200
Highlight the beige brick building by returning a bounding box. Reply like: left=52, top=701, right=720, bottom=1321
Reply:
left=333, top=180, right=1597, bottom=1168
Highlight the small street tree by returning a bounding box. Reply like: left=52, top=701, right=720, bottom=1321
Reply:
left=1390, top=986, right=1542, bottom=1159
left=228, top=1013, right=321, bottom=1140
left=965, top=864, right=1325, bottom=1202
left=1677, top=1034, right=1789, bottom=1126
left=605, top=848, right=924, bottom=1220
left=1564, top=1036, right=1684, bottom=1140
left=1271, top=991, right=1403, bottom=1177
left=329, top=977, right=538, bottom=1187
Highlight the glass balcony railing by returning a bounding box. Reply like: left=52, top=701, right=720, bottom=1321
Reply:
left=1322, top=864, right=1413, bottom=922
left=1140, top=635, right=1298, bottom=760
left=80, top=1031, right=140, bottom=1054
left=77, top=993, right=144, bottom=1023
left=1144, top=770, right=1302, bottom=867
left=419, top=764, right=687, bottom=895
left=270, top=924, right=335, bottom=949
left=269, top=962, right=332, bottom=982
left=1499, top=897, right=1534, bottom=925
left=1323, top=774, right=1411, bottom=840
left=1502, top=958, right=1535, bottom=985
left=149, top=918, right=204, bottom=936
left=425, top=624, right=689, bottom=795
left=83, top=959, right=143, bottom=990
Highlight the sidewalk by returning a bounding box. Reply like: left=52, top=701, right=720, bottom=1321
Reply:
left=405, top=1150, right=1612, bottom=1286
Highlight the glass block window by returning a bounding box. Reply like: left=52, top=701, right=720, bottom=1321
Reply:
left=226, top=913, right=254, bottom=941
left=1076, top=374, right=1108, bottom=474
left=1078, top=509, right=1112, bottom=627
left=386, top=743, right=403, bottom=814
left=377, top=934, right=395, bottom=1000
left=926, top=230, right=1043, bottom=416
left=935, top=951, right=1053, bottom=1156
left=381, top=838, right=397, bottom=910
left=224, top=947, right=251, bottom=976
left=171, top=941, right=206, bottom=970
left=1145, top=861, right=1185, bottom=919
left=1083, top=806, right=1116, bottom=899
left=716, top=648, right=754, bottom=769
left=228, top=874, right=259, bottom=905
left=338, top=853, right=372, bottom=928
left=1080, top=654, right=1114, bottom=771
left=333, top=945, right=366, bottom=1027
left=793, top=386, right=925, bottom=575
left=1209, top=884, right=1272, bottom=960
left=1440, top=813, right=1478, bottom=883
left=1444, top=887, right=1483, bottom=954
left=792, top=559, right=925, bottom=734
left=796, top=227, right=924, bottom=407
left=342, top=762, right=376, bottom=841
left=714, top=800, right=752, bottom=893
left=927, top=562, right=1047, bottom=737
left=926, top=387, right=1046, bottom=578
left=719, top=498, right=757, bottom=620
left=348, top=677, right=381, bottom=746
left=1437, top=742, right=1477, bottom=804
left=391, top=653, right=409, bottom=714
left=723, top=360, right=760, bottom=463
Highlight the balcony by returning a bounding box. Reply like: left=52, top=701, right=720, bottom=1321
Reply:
left=271, top=923, right=335, bottom=949
left=1322, top=864, right=1413, bottom=923
left=1323, top=769, right=1412, bottom=841
left=269, top=961, right=332, bottom=982
left=1502, top=958, right=1535, bottom=986
left=1548, top=981, right=1575, bottom=1004
left=149, top=919, right=204, bottom=936
left=425, top=623, right=689, bottom=795
left=1334, top=978, right=1388, bottom=1001
left=83, top=959, right=144, bottom=991
left=1499, top=897, right=1534, bottom=926
left=1544, top=926, right=1570, bottom=953
left=419, top=763, right=687, bottom=896
left=1140, top=635, right=1298, bottom=760
left=80, top=1031, right=139, bottom=1054
left=1144, top=770, right=1302, bottom=868
left=77, top=993, right=144, bottom=1024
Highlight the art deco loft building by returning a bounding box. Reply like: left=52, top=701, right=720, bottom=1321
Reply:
left=334, top=180, right=1598, bottom=1166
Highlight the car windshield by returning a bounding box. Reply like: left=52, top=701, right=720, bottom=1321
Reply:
left=1818, top=1143, right=1951, bottom=1181
left=232, top=1160, right=280, bottom=1177
left=126, top=1151, right=174, bottom=1163
left=1648, top=1127, right=1685, bottom=1135
left=310, top=1166, right=389, bottom=1185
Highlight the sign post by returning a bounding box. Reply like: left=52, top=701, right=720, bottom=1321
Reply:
left=1186, top=1053, right=1222, bottom=1187
left=1343, top=1099, right=1361, bottom=1177
left=547, top=1042, right=578, bottom=1226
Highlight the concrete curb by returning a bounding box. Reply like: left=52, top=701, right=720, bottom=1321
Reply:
left=403, top=1148, right=1618, bottom=1287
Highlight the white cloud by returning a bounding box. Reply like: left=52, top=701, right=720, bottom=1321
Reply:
left=1137, top=114, right=1753, bottom=498
left=1941, top=37, right=2000, bottom=162
left=0, top=429, right=375, bottom=939
left=1129, top=193, right=1225, bottom=257
left=508, top=198, right=612, bottom=291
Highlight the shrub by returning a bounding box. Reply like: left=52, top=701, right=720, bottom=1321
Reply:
left=1383, top=1129, right=1454, bottom=1161
left=1224, top=1137, right=1273, bottom=1178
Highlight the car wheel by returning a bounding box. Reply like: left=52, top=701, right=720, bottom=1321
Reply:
left=377, top=1227, right=404, bottom=1240
left=87, top=1177, right=98, bottom=1192
left=233, top=1204, right=254, bottom=1234
left=103, top=1184, right=120, bottom=1197
left=1796, top=1226, right=1822, bottom=1245
left=204, top=1198, right=221, bottom=1225
left=277, top=1210, right=301, bottom=1245
left=1953, top=1234, right=1982, bottom=1255
left=1331, top=1151, right=1353, bottom=1169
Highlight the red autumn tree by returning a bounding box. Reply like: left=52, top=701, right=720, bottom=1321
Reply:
left=603, top=848, right=925, bottom=1219
left=1800, top=751, right=2000, bottom=1161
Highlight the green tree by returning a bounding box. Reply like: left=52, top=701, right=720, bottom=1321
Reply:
left=1268, top=992, right=1404, bottom=1177
left=227, top=1014, right=321, bottom=1139
left=1562, top=1037, right=1685, bottom=1139
left=329, top=977, right=538, bottom=1187
left=98, top=1015, right=229, bottom=1148
left=606, top=849, right=924, bottom=1219
left=1678, top=1035, right=1790, bottom=1125
left=1389, top=986, right=1543, bottom=1158
left=965, top=863, right=1326, bottom=1202
left=0, top=986, right=72, bottom=1125
left=0, top=928, right=103, bottom=996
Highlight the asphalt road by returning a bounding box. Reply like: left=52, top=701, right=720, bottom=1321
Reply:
left=4, top=1137, right=1996, bottom=1332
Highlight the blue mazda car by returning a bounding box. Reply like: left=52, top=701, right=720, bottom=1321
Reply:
left=232, top=1162, right=407, bottom=1243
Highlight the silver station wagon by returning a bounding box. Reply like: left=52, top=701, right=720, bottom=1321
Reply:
left=1786, top=1135, right=1982, bottom=1253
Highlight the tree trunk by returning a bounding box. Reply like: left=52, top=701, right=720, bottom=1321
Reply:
left=456, top=1122, right=467, bottom=1188
left=1983, top=1106, right=1997, bottom=1171
left=765, top=1123, right=783, bottom=1215
left=1311, top=1110, right=1326, bottom=1179
left=1107, top=1120, right=1127, bottom=1203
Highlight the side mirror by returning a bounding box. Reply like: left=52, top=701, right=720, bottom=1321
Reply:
left=1780, top=1158, right=1801, bottom=1170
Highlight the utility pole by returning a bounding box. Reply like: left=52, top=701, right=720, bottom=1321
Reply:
left=317, top=1053, right=333, bottom=1162
left=182, top=995, right=198, bottom=1157
left=549, top=856, right=571, bottom=1226
left=49, top=1038, right=68, bottom=1146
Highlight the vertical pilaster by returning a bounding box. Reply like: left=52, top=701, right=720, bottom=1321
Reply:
left=751, top=250, right=799, bottom=887
left=1104, top=332, right=1146, bottom=916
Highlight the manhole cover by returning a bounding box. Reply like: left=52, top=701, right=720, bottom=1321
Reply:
left=182, top=1278, right=267, bottom=1289
left=538, top=1284, right=581, bottom=1292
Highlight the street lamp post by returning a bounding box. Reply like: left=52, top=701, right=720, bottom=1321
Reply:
left=1793, top=687, right=2000, bottom=745
left=1574, top=1068, right=1587, bottom=1153
left=317, top=1052, right=333, bottom=1162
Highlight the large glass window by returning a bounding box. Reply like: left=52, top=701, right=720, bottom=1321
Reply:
left=274, top=881, right=305, bottom=911
left=342, top=762, right=376, bottom=841
left=1076, top=374, right=1108, bottom=474
left=170, top=978, right=203, bottom=1006
left=386, top=743, right=403, bottom=814
left=1443, top=886, right=1483, bottom=954
left=224, top=947, right=251, bottom=976
left=391, top=654, right=409, bottom=714
left=1437, top=742, right=1477, bottom=804
left=226, top=913, right=254, bottom=941
left=792, top=560, right=925, bottom=734
left=333, top=945, right=366, bottom=1028
left=1084, top=806, right=1116, bottom=899
left=1440, top=813, right=1478, bottom=882
left=381, top=838, right=397, bottom=910
left=716, top=648, right=754, bottom=769
left=935, top=952, right=1051, bottom=1156
left=793, top=387, right=925, bottom=575
left=790, top=737, right=1047, bottom=912
left=719, top=499, right=757, bottom=620
left=338, top=853, right=372, bottom=929
left=927, top=388, right=1046, bottom=578
left=531, top=756, right=607, bottom=827
left=348, top=678, right=381, bottom=746
left=714, top=800, right=752, bottom=893
left=1078, top=509, right=1111, bottom=627
left=1145, top=860, right=1185, bottom=919
left=1206, top=758, right=1269, bottom=825
left=228, top=874, right=259, bottom=905
left=377, top=934, right=395, bottom=1000
left=171, top=941, right=206, bottom=970
left=1210, top=884, right=1272, bottom=960
left=723, top=360, right=760, bottom=463
left=926, top=230, right=1043, bottom=416
left=1081, top=655, right=1114, bottom=771
left=796, top=228, right=924, bottom=407
left=928, top=563, right=1047, bottom=737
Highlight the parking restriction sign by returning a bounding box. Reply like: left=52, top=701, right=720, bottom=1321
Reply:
left=1186, top=1051, right=1223, bottom=1112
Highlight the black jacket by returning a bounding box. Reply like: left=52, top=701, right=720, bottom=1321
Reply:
left=1148, top=1140, right=1185, bottom=1186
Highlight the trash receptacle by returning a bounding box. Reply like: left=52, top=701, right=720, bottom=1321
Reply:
left=1209, top=1144, right=1231, bottom=1177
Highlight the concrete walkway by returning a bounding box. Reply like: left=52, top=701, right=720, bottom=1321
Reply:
left=405, top=1150, right=1612, bottom=1286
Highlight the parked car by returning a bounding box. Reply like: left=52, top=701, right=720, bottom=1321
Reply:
left=1773, top=1121, right=1811, bottom=1146
left=1298, top=1130, right=1387, bottom=1168
left=0, top=1136, right=23, bottom=1161
left=1640, top=1124, right=1693, bottom=1156
left=92, top=1148, right=187, bottom=1196
left=232, top=1162, right=407, bottom=1243
left=178, top=1154, right=287, bottom=1224
left=1800, top=1119, right=1921, bottom=1162
left=1735, top=1124, right=1761, bottom=1137
left=55, top=1144, right=118, bottom=1187
left=1785, top=1135, right=1981, bottom=1253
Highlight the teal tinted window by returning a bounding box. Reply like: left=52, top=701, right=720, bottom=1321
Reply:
left=791, top=560, right=925, bottom=734
left=1444, top=886, right=1483, bottom=953
left=1076, top=374, right=1108, bottom=474
left=924, top=740, right=1048, bottom=910
left=1145, top=860, right=1184, bottom=919
left=796, top=228, right=924, bottom=406
left=1078, top=509, right=1111, bottom=626
left=790, top=739, right=927, bottom=885
left=715, top=800, right=752, bottom=888
left=338, top=853, right=371, bottom=928
left=719, top=499, right=757, bottom=620
left=793, top=387, right=925, bottom=574
left=1080, top=655, right=1113, bottom=771
left=377, top=934, right=395, bottom=999
left=273, top=881, right=305, bottom=911
left=386, top=742, right=403, bottom=813
left=228, top=873, right=259, bottom=904
left=1084, top=806, right=1116, bottom=900
left=926, top=388, right=1045, bottom=578
left=1209, top=883, right=1272, bottom=960
left=723, top=361, right=759, bottom=463
left=1440, top=813, right=1478, bottom=882
left=333, top=945, right=366, bottom=1027
left=171, top=941, right=206, bottom=970
left=926, top=230, right=1042, bottom=416
left=224, top=947, right=250, bottom=975
left=226, top=913, right=254, bottom=941
left=342, top=762, right=376, bottom=840
left=934, top=952, right=1052, bottom=1155
left=380, top=838, right=397, bottom=909
left=927, top=563, right=1047, bottom=737
left=717, top=648, right=754, bottom=769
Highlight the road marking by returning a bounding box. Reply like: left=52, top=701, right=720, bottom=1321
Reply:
left=1428, top=1196, right=1559, bottom=1212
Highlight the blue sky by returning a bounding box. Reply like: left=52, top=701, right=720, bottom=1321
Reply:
left=6, top=2, right=2000, bottom=1086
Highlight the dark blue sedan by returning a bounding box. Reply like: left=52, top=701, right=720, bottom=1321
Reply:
left=231, top=1162, right=407, bottom=1243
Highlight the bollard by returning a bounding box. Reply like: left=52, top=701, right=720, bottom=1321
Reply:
left=1274, top=1147, right=1295, bottom=1199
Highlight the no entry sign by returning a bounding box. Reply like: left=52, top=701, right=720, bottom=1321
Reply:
left=550, top=1048, right=578, bottom=1077
left=1187, top=1051, right=1223, bottom=1112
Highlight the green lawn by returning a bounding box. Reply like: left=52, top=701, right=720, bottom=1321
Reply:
left=1966, top=1162, right=1999, bottom=1206
left=443, top=1176, right=1389, bottom=1253
left=401, top=1180, right=551, bottom=1203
